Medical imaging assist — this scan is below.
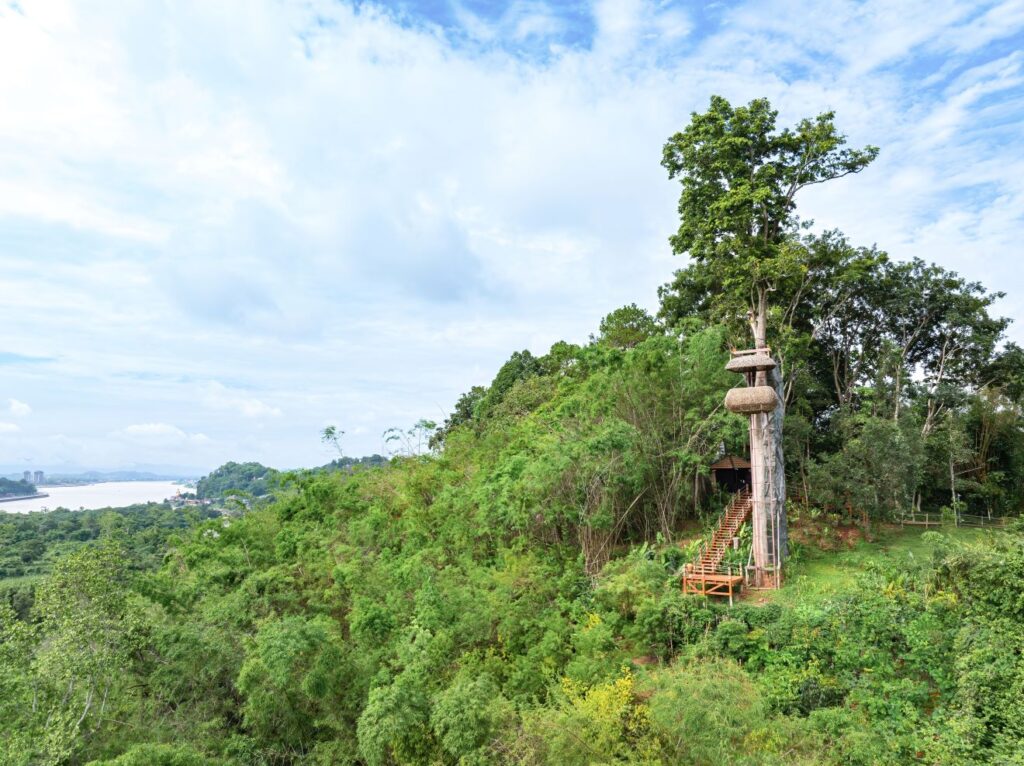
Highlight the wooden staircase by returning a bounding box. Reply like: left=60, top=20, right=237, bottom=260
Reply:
left=681, top=488, right=752, bottom=602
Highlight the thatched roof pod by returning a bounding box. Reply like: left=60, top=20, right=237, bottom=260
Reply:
left=725, top=353, right=776, bottom=374
left=709, top=455, right=751, bottom=470
left=724, top=385, right=778, bottom=414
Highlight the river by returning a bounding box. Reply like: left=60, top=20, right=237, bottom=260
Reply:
left=0, top=480, right=187, bottom=513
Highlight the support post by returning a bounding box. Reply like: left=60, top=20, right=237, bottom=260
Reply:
left=749, top=410, right=768, bottom=587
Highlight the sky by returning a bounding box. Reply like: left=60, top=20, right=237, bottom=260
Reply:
left=0, top=0, right=1022, bottom=475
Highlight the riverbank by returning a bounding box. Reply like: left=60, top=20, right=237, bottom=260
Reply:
left=0, top=492, right=49, bottom=503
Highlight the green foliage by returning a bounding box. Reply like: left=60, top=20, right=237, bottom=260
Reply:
left=514, top=670, right=653, bottom=765
left=237, top=615, right=353, bottom=756
left=594, top=304, right=659, bottom=349
left=321, top=453, right=389, bottom=472
left=431, top=385, right=486, bottom=449
left=356, top=672, right=433, bottom=766
left=197, top=461, right=280, bottom=500
left=644, top=660, right=784, bottom=765
left=663, top=95, right=877, bottom=266
left=474, top=349, right=544, bottom=419
left=661, top=95, right=877, bottom=352
left=662, top=227, right=1015, bottom=521
left=5, top=438, right=1024, bottom=766
left=0, top=477, right=36, bottom=497
left=87, top=743, right=223, bottom=765
left=808, top=414, right=923, bottom=520
left=1, top=544, right=146, bottom=764
left=0, top=502, right=218, bottom=579
left=430, top=671, right=512, bottom=765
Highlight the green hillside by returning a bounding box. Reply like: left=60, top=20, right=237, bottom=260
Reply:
left=3, top=463, right=1020, bottom=765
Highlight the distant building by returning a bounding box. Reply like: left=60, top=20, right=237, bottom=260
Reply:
left=22, top=470, right=31, bottom=482
left=33, top=470, right=44, bottom=485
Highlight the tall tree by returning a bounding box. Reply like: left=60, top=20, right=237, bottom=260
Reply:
left=662, top=96, right=878, bottom=580
left=872, top=259, right=1006, bottom=431
left=594, top=304, right=660, bottom=349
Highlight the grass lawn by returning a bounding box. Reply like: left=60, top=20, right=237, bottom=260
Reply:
left=760, top=524, right=997, bottom=608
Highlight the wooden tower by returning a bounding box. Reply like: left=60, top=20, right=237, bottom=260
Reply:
left=724, top=349, right=784, bottom=588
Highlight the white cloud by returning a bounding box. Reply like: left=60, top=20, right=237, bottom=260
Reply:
left=117, top=423, right=210, bottom=446
left=0, top=0, right=1020, bottom=470
left=0, top=422, right=21, bottom=434
left=8, top=399, right=31, bottom=417
left=592, top=0, right=691, bottom=59
left=120, top=423, right=183, bottom=437
left=200, top=382, right=282, bottom=419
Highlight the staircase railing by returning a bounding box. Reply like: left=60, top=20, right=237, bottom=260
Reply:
left=683, top=488, right=751, bottom=577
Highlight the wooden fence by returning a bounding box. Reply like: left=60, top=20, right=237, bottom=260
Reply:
left=899, top=511, right=1010, bottom=529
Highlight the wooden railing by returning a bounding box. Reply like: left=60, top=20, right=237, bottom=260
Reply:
left=957, top=513, right=1009, bottom=528
left=899, top=511, right=1010, bottom=529
left=683, top=488, right=751, bottom=576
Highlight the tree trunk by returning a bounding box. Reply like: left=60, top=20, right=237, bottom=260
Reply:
left=749, top=409, right=767, bottom=585
left=748, top=289, right=787, bottom=586
left=949, top=452, right=957, bottom=510
left=769, top=364, right=788, bottom=565
left=893, top=365, right=901, bottom=420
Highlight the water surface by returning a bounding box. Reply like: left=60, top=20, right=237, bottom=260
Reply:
left=0, top=480, right=185, bottom=513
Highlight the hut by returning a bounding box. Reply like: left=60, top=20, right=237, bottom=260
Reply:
left=710, top=455, right=751, bottom=493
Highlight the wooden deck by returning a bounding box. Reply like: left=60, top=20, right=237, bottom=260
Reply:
left=681, top=571, right=745, bottom=605
left=680, top=488, right=753, bottom=605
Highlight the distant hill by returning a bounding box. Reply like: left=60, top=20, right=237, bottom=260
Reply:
left=196, top=462, right=280, bottom=500
left=319, top=454, right=389, bottom=472
left=195, top=456, right=390, bottom=501
left=47, top=470, right=190, bottom=483
left=0, top=463, right=203, bottom=480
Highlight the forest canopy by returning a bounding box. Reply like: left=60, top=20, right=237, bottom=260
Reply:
left=196, top=461, right=281, bottom=500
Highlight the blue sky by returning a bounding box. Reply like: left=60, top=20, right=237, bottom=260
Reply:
left=0, top=0, right=1022, bottom=474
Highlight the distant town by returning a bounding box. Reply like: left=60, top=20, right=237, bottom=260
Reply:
left=22, top=470, right=45, bottom=484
